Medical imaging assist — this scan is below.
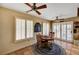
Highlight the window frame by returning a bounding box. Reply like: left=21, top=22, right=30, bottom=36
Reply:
left=14, top=17, right=34, bottom=42
left=42, top=22, right=50, bottom=36
left=26, top=20, right=34, bottom=39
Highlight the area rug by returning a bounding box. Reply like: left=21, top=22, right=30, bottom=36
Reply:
left=32, top=43, right=66, bottom=55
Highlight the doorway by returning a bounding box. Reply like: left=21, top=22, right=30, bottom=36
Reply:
left=52, top=22, right=73, bottom=42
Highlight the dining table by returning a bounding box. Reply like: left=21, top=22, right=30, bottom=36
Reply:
left=41, top=36, right=54, bottom=48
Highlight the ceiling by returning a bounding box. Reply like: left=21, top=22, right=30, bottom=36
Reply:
left=0, top=3, right=79, bottom=20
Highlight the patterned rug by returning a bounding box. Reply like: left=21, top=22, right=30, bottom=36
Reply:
left=32, top=43, right=66, bottom=55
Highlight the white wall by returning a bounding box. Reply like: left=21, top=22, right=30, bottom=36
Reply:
left=0, top=7, right=49, bottom=54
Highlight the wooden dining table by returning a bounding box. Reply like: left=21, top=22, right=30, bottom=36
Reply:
left=41, top=36, right=54, bottom=41
left=41, top=36, right=54, bottom=48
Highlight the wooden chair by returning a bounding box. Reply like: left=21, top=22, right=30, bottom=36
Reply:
left=36, top=34, right=42, bottom=48
left=48, top=32, right=54, bottom=45
left=36, top=34, right=46, bottom=48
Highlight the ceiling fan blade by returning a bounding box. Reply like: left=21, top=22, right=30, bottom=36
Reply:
left=37, top=4, right=47, bottom=9
left=25, top=3, right=32, bottom=8
left=26, top=9, right=33, bottom=13
left=35, top=10, right=41, bottom=15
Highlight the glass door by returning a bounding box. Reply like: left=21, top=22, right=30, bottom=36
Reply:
left=52, top=23, right=61, bottom=38
left=52, top=23, right=57, bottom=38
left=52, top=22, right=73, bottom=42
left=61, top=23, right=67, bottom=40
left=56, top=23, right=61, bottom=38
left=66, top=22, right=73, bottom=42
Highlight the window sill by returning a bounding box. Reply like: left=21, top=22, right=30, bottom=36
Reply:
left=55, top=38, right=73, bottom=44
left=14, top=37, right=33, bottom=43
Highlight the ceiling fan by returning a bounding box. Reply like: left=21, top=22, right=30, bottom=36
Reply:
left=25, top=3, right=47, bottom=15
left=55, top=16, right=64, bottom=22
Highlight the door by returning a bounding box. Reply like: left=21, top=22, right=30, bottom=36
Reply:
left=56, top=23, right=61, bottom=38
left=52, top=23, right=57, bottom=38
left=52, top=22, right=73, bottom=42
left=61, top=23, right=67, bottom=40
left=66, top=22, right=73, bottom=42
left=52, top=23, right=61, bottom=38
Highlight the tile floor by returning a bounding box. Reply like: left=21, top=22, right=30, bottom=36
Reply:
left=8, top=39, right=79, bottom=55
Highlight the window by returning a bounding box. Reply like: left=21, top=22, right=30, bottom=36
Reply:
left=43, top=22, right=49, bottom=36
left=26, top=20, right=33, bottom=38
left=16, top=18, right=33, bottom=41
left=16, top=18, right=25, bottom=40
